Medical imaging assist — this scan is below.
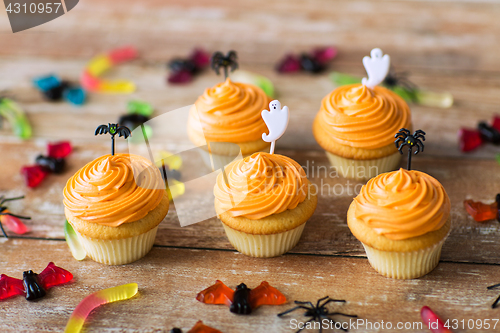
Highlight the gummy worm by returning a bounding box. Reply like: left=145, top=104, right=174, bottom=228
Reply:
left=64, top=283, right=138, bottom=333
left=421, top=306, right=453, bottom=333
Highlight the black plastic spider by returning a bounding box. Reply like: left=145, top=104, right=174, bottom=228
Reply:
left=0, top=196, right=31, bottom=238
left=211, top=51, right=238, bottom=79
left=278, top=296, right=358, bottom=333
left=394, top=128, right=426, bottom=170
left=383, top=68, right=419, bottom=102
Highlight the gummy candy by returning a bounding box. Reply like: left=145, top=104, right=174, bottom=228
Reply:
left=64, top=220, right=86, bottom=261
left=168, top=70, right=193, bottom=84
left=118, top=114, right=149, bottom=131
left=127, top=100, right=154, bottom=117
left=300, top=54, right=325, bottom=73
left=0, top=98, right=32, bottom=139
left=21, top=165, right=48, bottom=188
left=458, top=128, right=483, bottom=152
left=276, top=47, right=338, bottom=74
left=1, top=213, right=29, bottom=234
left=33, top=74, right=61, bottom=91
left=231, top=70, right=275, bottom=98
left=171, top=321, right=222, bottom=333
left=167, top=48, right=210, bottom=85
left=63, top=87, right=86, bottom=106
left=420, top=306, right=452, bottom=333
left=43, top=81, right=70, bottom=101
left=492, top=115, right=500, bottom=132
left=81, top=46, right=138, bottom=93
left=312, top=46, right=338, bottom=65
left=276, top=54, right=301, bottom=73
left=464, top=199, right=498, bottom=222
left=35, top=155, right=65, bottom=174
left=48, top=141, right=72, bottom=159
left=478, top=121, right=500, bottom=144
left=64, top=283, right=138, bottom=333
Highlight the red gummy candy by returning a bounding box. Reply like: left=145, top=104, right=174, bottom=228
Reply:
left=421, top=306, right=452, bottom=333
left=312, top=46, right=338, bottom=64
left=48, top=141, right=72, bottom=159
left=276, top=54, right=301, bottom=73
left=464, top=199, right=497, bottom=222
left=21, top=165, right=48, bottom=188
left=492, top=115, right=500, bottom=132
left=188, top=321, right=222, bottom=333
left=191, top=48, right=210, bottom=69
left=108, top=46, right=137, bottom=64
left=458, top=128, right=483, bottom=152
left=168, top=70, right=193, bottom=84
left=1, top=213, right=29, bottom=234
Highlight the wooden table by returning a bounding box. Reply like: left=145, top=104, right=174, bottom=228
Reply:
left=1, top=1, right=500, bottom=332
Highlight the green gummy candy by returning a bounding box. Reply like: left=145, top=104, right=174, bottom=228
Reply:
left=127, top=100, right=154, bottom=117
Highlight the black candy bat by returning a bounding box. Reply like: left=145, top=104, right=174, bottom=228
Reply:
left=0, top=262, right=73, bottom=301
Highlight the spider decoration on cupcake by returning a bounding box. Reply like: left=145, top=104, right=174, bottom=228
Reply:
left=278, top=296, right=358, bottom=333
left=95, top=123, right=131, bottom=155
left=0, top=195, right=30, bottom=238
left=211, top=51, right=238, bottom=79
left=394, top=128, right=426, bottom=170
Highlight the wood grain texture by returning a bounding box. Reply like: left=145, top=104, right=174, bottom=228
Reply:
left=1, top=142, right=499, bottom=264
left=1, top=240, right=500, bottom=333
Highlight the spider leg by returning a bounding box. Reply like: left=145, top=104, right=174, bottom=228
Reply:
left=316, top=296, right=330, bottom=308
left=394, top=137, right=404, bottom=149
left=398, top=142, right=407, bottom=153
left=1, top=212, right=31, bottom=220
left=295, top=300, right=315, bottom=308
left=399, top=128, right=410, bottom=136
left=413, top=143, right=420, bottom=155
left=394, top=132, right=406, bottom=139
left=487, top=282, right=500, bottom=290
left=492, top=293, right=500, bottom=309
left=296, top=317, right=315, bottom=333
left=0, top=221, right=8, bottom=238
left=415, top=141, right=424, bottom=153
left=320, top=298, right=346, bottom=308
left=0, top=195, right=25, bottom=205
left=413, top=130, right=426, bottom=137
left=277, top=305, right=312, bottom=317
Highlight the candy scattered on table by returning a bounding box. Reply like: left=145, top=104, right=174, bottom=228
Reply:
left=170, top=321, right=222, bottom=333
left=278, top=296, right=357, bottom=333
left=459, top=115, right=500, bottom=152
left=0, top=98, right=32, bottom=139
left=276, top=46, right=337, bottom=74
left=0, top=195, right=30, bottom=238
left=64, top=283, right=138, bottom=333
left=196, top=280, right=286, bottom=315
left=21, top=141, right=72, bottom=188
left=33, top=74, right=86, bottom=106
left=0, top=262, right=73, bottom=301
left=168, top=48, right=210, bottom=84
left=81, top=46, right=137, bottom=93
left=463, top=194, right=500, bottom=222
left=420, top=306, right=453, bottom=333
left=330, top=71, right=453, bottom=108
left=64, top=220, right=86, bottom=261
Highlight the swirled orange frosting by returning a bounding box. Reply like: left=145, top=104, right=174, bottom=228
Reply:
left=316, top=84, right=411, bottom=149
left=214, top=152, right=309, bottom=219
left=353, top=168, right=450, bottom=240
left=63, top=154, right=164, bottom=227
left=188, top=78, right=270, bottom=142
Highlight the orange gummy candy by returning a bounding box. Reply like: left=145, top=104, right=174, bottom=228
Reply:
left=463, top=200, right=498, bottom=222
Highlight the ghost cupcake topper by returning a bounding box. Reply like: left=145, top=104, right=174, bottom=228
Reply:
left=261, top=100, right=289, bottom=154
left=362, top=48, right=390, bottom=89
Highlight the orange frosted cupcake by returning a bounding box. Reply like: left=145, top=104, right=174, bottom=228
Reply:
left=347, top=168, right=451, bottom=279
left=63, top=154, right=169, bottom=265
left=214, top=152, right=317, bottom=257
left=187, top=78, right=271, bottom=168
left=313, top=83, right=412, bottom=180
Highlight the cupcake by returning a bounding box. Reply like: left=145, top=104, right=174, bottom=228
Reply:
left=187, top=78, right=271, bottom=169
left=347, top=168, right=451, bottom=279
left=63, top=153, right=169, bottom=265
left=214, top=152, right=317, bottom=258
left=313, top=83, right=411, bottom=180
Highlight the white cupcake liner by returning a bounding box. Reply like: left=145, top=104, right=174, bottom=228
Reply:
left=325, top=151, right=401, bottom=181
left=221, top=222, right=306, bottom=258
left=74, top=226, right=158, bottom=265
left=361, top=238, right=446, bottom=279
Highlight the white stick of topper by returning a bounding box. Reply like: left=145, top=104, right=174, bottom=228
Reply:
left=261, top=100, right=289, bottom=154
left=361, top=48, right=390, bottom=89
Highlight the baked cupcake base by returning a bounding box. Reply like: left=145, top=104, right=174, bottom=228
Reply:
left=75, top=226, right=159, bottom=265
left=326, top=151, right=401, bottom=181
left=216, top=193, right=318, bottom=258
left=221, top=222, right=306, bottom=258
left=361, top=238, right=445, bottom=279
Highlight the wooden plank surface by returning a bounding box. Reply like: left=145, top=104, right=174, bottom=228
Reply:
left=1, top=0, right=500, bottom=332
left=1, top=239, right=500, bottom=333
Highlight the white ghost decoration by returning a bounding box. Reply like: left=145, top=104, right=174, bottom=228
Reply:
left=261, top=100, right=289, bottom=154
left=361, top=48, right=390, bottom=89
